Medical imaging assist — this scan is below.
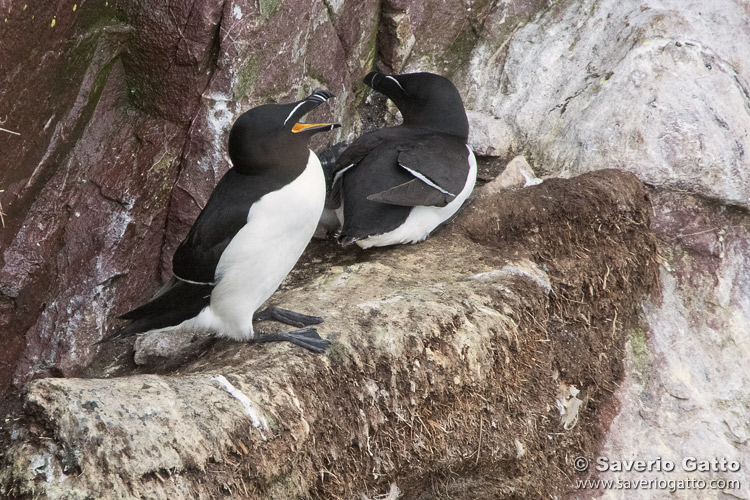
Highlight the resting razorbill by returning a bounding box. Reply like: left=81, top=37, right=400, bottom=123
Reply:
left=329, top=71, right=476, bottom=248
left=104, top=89, right=339, bottom=353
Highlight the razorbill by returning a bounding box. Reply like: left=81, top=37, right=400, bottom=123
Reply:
left=328, top=71, right=476, bottom=248
left=103, top=89, right=340, bottom=353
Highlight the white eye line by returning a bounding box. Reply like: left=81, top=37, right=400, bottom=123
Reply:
left=400, top=164, right=455, bottom=196
left=385, top=75, right=406, bottom=92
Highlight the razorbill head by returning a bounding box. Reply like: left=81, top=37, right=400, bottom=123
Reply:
left=328, top=71, right=476, bottom=248
left=103, top=89, right=340, bottom=353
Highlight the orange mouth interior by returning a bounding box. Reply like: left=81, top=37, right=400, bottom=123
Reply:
left=291, top=122, right=332, bottom=133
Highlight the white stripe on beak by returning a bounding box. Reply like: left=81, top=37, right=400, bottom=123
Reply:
left=283, top=101, right=307, bottom=126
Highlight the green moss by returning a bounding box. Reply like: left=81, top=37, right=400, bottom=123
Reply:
left=444, top=27, right=478, bottom=72
left=351, top=13, right=381, bottom=107
left=358, top=0, right=380, bottom=73
left=320, top=0, right=336, bottom=22
left=362, top=22, right=378, bottom=72
left=235, top=57, right=261, bottom=100
left=304, top=70, right=331, bottom=89
left=325, top=341, right=351, bottom=365
left=65, top=51, right=116, bottom=138
left=75, top=0, right=122, bottom=31
left=52, top=0, right=128, bottom=108
left=126, top=79, right=147, bottom=109
left=629, top=328, right=650, bottom=378
left=259, top=0, right=282, bottom=20
left=141, top=150, right=178, bottom=212
left=151, top=152, right=176, bottom=175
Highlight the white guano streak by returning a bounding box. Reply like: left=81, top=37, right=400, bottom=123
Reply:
left=211, top=375, right=268, bottom=439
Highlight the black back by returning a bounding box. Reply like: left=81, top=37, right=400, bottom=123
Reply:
left=106, top=90, right=338, bottom=341
left=330, top=73, right=472, bottom=242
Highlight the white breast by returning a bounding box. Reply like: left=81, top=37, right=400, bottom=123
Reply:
left=187, top=151, right=325, bottom=340
left=357, top=145, right=477, bottom=248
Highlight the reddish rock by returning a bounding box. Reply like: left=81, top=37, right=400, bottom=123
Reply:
left=0, top=0, right=548, bottom=400
left=0, top=0, right=349, bottom=395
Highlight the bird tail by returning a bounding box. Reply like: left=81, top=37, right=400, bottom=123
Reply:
left=99, top=278, right=213, bottom=343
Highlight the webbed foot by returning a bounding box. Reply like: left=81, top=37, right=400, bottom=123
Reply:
left=252, top=327, right=331, bottom=354
left=253, top=306, right=323, bottom=328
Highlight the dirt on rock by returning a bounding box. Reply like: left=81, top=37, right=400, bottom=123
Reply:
left=0, top=168, right=658, bottom=500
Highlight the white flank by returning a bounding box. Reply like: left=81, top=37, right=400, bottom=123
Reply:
left=211, top=375, right=268, bottom=439
left=357, top=145, right=477, bottom=248
left=183, top=151, right=326, bottom=339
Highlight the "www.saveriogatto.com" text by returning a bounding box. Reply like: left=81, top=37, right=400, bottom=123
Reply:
left=574, top=477, right=742, bottom=493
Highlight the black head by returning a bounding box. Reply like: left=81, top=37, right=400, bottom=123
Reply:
left=364, top=72, right=469, bottom=139
left=228, top=89, right=340, bottom=172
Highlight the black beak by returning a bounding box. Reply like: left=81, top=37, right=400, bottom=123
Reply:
left=286, top=89, right=340, bottom=134
left=363, top=72, right=405, bottom=95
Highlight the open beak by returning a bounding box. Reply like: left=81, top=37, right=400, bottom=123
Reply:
left=291, top=122, right=340, bottom=133
left=286, top=89, right=340, bottom=134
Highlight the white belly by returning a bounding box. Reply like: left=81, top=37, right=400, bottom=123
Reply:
left=188, top=151, right=325, bottom=340
left=357, top=146, right=477, bottom=248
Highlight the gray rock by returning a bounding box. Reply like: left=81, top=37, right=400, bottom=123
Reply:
left=480, top=156, right=543, bottom=195
left=466, top=110, right=515, bottom=157
left=461, top=0, right=750, bottom=498
left=0, top=170, right=658, bottom=499
left=464, top=0, right=750, bottom=209
left=133, top=329, right=214, bottom=368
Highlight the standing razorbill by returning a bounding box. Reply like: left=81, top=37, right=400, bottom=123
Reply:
left=328, top=71, right=476, bottom=248
left=103, top=90, right=339, bottom=353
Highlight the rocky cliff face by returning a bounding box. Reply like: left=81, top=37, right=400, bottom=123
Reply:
left=0, top=170, right=658, bottom=499
left=451, top=0, right=750, bottom=497
left=1, top=0, right=748, bottom=498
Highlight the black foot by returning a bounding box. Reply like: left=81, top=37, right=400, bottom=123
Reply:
left=253, top=306, right=323, bottom=328
left=336, top=233, right=359, bottom=247
left=252, top=328, right=331, bottom=354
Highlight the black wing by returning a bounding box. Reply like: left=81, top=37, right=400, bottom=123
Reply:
left=172, top=168, right=285, bottom=283
left=332, top=128, right=470, bottom=210
left=338, top=145, right=413, bottom=241
left=366, top=177, right=454, bottom=207
left=329, top=129, right=399, bottom=209
left=378, top=135, right=470, bottom=207
left=100, top=277, right=213, bottom=342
